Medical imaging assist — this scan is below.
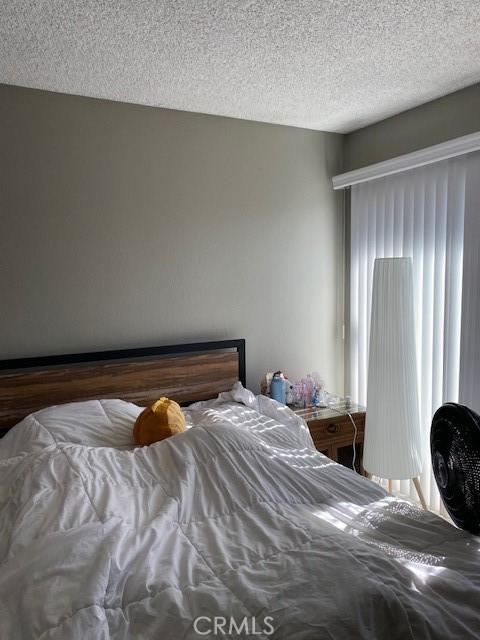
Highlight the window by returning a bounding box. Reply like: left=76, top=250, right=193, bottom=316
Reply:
left=348, top=151, right=480, bottom=512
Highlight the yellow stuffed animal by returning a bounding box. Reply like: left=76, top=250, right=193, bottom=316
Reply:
left=133, top=397, right=186, bottom=446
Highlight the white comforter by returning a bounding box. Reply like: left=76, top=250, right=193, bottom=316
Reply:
left=1, top=384, right=479, bottom=639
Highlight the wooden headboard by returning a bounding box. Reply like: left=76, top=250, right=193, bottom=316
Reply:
left=0, top=339, right=245, bottom=435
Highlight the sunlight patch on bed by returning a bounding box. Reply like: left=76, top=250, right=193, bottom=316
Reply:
left=201, top=407, right=285, bottom=434
left=311, top=500, right=449, bottom=589
left=405, top=562, right=446, bottom=586
left=311, top=497, right=395, bottom=533
left=262, top=440, right=335, bottom=469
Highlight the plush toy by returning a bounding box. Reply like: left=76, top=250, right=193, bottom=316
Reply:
left=133, top=397, right=186, bottom=446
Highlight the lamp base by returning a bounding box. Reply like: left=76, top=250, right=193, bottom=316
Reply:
left=365, top=473, right=428, bottom=511
left=412, top=477, right=428, bottom=510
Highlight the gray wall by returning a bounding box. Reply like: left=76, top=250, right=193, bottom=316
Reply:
left=0, top=84, right=344, bottom=393
left=344, top=83, right=480, bottom=171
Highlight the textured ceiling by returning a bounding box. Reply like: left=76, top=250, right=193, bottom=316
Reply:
left=1, top=1, right=480, bottom=133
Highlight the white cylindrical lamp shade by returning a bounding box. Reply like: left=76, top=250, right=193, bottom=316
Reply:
left=363, top=258, right=423, bottom=480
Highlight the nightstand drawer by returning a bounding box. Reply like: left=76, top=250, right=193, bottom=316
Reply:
left=308, top=418, right=364, bottom=446
left=294, top=405, right=366, bottom=474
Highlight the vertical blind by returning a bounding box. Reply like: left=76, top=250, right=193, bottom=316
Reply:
left=459, top=152, right=480, bottom=414
left=349, top=156, right=468, bottom=513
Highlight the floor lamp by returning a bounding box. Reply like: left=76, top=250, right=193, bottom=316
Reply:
left=363, top=257, right=427, bottom=510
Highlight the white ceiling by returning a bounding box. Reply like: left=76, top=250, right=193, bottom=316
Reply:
left=1, top=1, right=480, bottom=133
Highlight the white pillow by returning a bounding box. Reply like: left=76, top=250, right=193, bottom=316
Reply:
left=6, top=399, right=143, bottom=450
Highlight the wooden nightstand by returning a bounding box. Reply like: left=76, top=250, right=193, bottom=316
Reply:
left=294, top=404, right=366, bottom=474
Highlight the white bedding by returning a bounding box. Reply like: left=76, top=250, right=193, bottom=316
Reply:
left=1, top=384, right=479, bottom=639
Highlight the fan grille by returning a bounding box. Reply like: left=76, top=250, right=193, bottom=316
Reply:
left=431, top=404, right=480, bottom=534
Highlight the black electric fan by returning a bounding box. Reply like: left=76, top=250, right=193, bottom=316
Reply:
left=431, top=403, right=480, bottom=534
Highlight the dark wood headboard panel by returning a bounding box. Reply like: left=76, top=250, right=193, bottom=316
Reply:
left=0, top=339, right=245, bottom=434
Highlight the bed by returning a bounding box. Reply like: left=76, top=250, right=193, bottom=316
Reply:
left=1, top=339, right=479, bottom=639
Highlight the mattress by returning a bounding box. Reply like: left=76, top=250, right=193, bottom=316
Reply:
left=0, top=383, right=479, bottom=639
